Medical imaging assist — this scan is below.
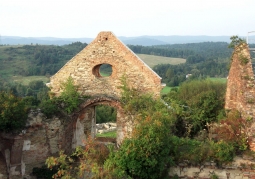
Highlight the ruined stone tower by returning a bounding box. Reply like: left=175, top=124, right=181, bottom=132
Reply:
left=225, top=43, right=255, bottom=150
left=225, top=43, right=255, bottom=119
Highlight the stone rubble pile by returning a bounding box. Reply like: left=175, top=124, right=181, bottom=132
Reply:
left=96, top=122, right=117, bottom=134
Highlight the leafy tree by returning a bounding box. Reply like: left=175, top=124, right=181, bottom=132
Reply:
left=163, top=79, right=226, bottom=136
left=0, top=91, right=28, bottom=132
left=228, top=35, right=246, bottom=49
left=96, top=105, right=116, bottom=123
left=104, top=81, right=175, bottom=179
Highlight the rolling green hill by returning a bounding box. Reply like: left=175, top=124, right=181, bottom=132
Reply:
left=0, top=44, right=186, bottom=84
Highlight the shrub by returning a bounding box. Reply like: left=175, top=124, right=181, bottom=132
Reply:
left=105, top=85, right=175, bottom=179
left=57, top=76, right=81, bottom=114
left=46, top=136, right=109, bottom=179
left=0, top=91, right=28, bottom=132
left=170, top=136, right=234, bottom=166
left=39, top=98, right=59, bottom=118
left=215, top=110, right=251, bottom=152
left=163, top=79, right=226, bottom=137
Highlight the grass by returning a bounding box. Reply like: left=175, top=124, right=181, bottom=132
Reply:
left=137, top=54, right=186, bottom=68
left=161, top=86, right=172, bottom=94
left=96, top=131, right=117, bottom=138
left=11, top=76, right=50, bottom=85
left=208, top=77, right=227, bottom=83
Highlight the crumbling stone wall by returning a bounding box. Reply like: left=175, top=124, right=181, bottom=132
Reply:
left=169, top=155, right=255, bottom=179
left=0, top=32, right=163, bottom=178
left=225, top=43, right=255, bottom=151
left=47, top=31, right=162, bottom=148
left=0, top=110, right=75, bottom=179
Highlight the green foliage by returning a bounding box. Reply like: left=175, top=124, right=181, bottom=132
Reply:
left=0, top=42, right=87, bottom=79
left=163, top=79, right=226, bottom=136
left=228, top=35, right=246, bottom=49
left=239, top=53, right=249, bottom=65
left=105, top=82, right=175, bottom=179
left=0, top=91, right=28, bottom=132
left=22, top=96, right=40, bottom=109
left=57, top=76, right=81, bottom=114
left=39, top=98, right=59, bottom=118
left=46, top=137, right=110, bottom=179
left=216, top=110, right=251, bottom=152
left=211, top=140, right=235, bottom=164
left=170, top=136, right=234, bottom=165
left=40, top=77, right=84, bottom=117
left=96, top=105, right=116, bottom=123
left=105, top=115, right=174, bottom=179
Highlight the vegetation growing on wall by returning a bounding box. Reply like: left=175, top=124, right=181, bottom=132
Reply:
left=42, top=79, right=240, bottom=179
left=40, top=76, right=86, bottom=117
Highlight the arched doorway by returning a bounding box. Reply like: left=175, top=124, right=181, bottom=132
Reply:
left=72, top=97, right=128, bottom=148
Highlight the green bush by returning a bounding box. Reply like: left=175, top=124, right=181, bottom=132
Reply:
left=39, top=98, right=59, bottom=118
left=163, top=79, right=226, bottom=136
left=0, top=91, right=28, bottom=132
left=170, top=136, right=234, bottom=166
left=105, top=84, right=175, bottom=179
left=40, top=77, right=84, bottom=117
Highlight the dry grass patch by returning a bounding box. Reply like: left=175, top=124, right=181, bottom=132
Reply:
left=137, top=54, right=186, bottom=67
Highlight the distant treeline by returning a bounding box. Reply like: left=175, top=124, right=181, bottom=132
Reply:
left=128, top=42, right=233, bottom=86
left=0, top=42, right=87, bottom=77
left=0, top=41, right=248, bottom=91
left=128, top=42, right=233, bottom=60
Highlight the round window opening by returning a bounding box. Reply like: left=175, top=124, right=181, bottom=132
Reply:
left=92, top=63, right=113, bottom=77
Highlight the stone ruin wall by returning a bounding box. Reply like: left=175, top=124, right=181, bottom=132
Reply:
left=225, top=43, right=255, bottom=151
left=0, top=32, right=162, bottom=178
left=225, top=43, right=255, bottom=119
left=0, top=108, right=99, bottom=179
left=48, top=31, right=163, bottom=99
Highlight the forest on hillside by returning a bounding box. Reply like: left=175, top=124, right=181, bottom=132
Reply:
left=0, top=41, right=254, bottom=97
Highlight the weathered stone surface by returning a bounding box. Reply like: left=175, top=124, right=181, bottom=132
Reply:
left=0, top=32, right=163, bottom=178
left=169, top=156, right=255, bottom=179
left=48, top=31, right=163, bottom=98
left=225, top=43, right=255, bottom=120
left=225, top=43, right=255, bottom=151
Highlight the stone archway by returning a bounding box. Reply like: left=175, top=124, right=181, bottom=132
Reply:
left=72, top=96, right=129, bottom=148
left=48, top=31, right=163, bottom=148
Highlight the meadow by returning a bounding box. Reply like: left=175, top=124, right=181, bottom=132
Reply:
left=137, top=54, right=186, bottom=68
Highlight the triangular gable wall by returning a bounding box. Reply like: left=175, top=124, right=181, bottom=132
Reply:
left=49, top=31, right=163, bottom=98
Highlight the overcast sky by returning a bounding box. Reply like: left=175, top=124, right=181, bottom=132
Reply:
left=1, top=0, right=255, bottom=38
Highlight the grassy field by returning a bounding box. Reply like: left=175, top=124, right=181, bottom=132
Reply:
left=161, top=86, right=172, bottom=94
left=137, top=54, right=186, bottom=68
left=11, top=76, right=50, bottom=85
left=96, top=131, right=117, bottom=138
left=208, top=77, right=227, bottom=83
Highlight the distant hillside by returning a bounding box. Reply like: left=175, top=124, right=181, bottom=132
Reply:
left=122, top=37, right=168, bottom=46
left=1, top=36, right=93, bottom=45
left=2, top=35, right=253, bottom=46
